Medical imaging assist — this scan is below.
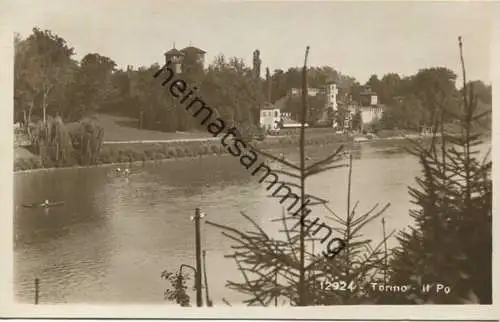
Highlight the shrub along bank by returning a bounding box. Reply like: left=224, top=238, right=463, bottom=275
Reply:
left=14, top=122, right=349, bottom=172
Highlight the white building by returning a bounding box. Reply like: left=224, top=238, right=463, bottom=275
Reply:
left=324, top=81, right=339, bottom=127
left=360, top=105, right=383, bottom=124
left=259, top=103, right=281, bottom=131
left=359, top=87, right=384, bottom=125
left=259, top=99, right=308, bottom=131
left=325, top=82, right=338, bottom=112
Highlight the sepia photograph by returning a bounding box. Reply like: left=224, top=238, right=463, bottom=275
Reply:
left=0, top=0, right=498, bottom=319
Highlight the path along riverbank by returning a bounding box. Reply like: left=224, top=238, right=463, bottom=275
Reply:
left=14, top=132, right=438, bottom=174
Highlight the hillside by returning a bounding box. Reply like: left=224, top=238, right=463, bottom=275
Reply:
left=88, top=114, right=212, bottom=142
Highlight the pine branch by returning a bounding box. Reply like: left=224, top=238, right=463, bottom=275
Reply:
left=305, top=145, right=345, bottom=172
left=248, top=144, right=301, bottom=171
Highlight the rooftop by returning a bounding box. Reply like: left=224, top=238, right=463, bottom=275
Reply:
left=259, top=96, right=289, bottom=111
left=164, top=48, right=184, bottom=57
left=360, top=86, right=377, bottom=96
left=260, top=102, right=276, bottom=110
left=180, top=46, right=207, bottom=54
left=358, top=103, right=386, bottom=109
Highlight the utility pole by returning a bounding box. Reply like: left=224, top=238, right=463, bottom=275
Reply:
left=202, top=250, right=212, bottom=306
left=194, top=207, right=203, bottom=307
left=34, top=278, right=39, bottom=305
left=298, top=46, right=310, bottom=306
left=382, top=217, right=388, bottom=286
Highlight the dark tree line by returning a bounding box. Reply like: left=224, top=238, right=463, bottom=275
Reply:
left=366, top=70, right=492, bottom=132
left=14, top=28, right=491, bottom=136
left=13, top=28, right=262, bottom=134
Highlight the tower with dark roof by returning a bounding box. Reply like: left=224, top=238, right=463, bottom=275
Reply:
left=180, top=46, right=206, bottom=66
left=164, top=44, right=184, bottom=73
left=163, top=44, right=206, bottom=73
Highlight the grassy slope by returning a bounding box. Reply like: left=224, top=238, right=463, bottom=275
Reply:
left=13, top=113, right=212, bottom=164
left=95, top=113, right=348, bottom=142
left=12, top=112, right=351, bottom=170
left=94, top=113, right=212, bottom=142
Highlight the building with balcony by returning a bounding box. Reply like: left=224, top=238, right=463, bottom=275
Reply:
left=259, top=102, right=281, bottom=131
left=259, top=97, right=307, bottom=132
left=358, top=86, right=384, bottom=125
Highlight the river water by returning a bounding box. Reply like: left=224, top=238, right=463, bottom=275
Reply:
left=13, top=139, right=490, bottom=305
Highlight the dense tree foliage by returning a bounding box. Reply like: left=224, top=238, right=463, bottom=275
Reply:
left=382, top=48, right=492, bottom=304
left=14, top=29, right=76, bottom=125
left=14, top=28, right=491, bottom=136
left=373, top=68, right=491, bottom=133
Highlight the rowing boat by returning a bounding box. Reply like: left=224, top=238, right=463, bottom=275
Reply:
left=22, top=201, right=65, bottom=208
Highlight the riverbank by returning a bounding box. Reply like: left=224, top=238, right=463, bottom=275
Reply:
left=14, top=132, right=350, bottom=173
left=16, top=129, right=474, bottom=173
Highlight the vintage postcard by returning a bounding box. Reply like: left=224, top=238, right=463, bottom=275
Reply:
left=0, top=0, right=498, bottom=320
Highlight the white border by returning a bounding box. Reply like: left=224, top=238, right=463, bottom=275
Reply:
left=0, top=1, right=498, bottom=319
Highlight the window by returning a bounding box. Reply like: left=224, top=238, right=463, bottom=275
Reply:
left=274, top=111, right=279, bottom=117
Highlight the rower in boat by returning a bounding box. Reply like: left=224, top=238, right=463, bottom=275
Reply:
left=22, top=199, right=64, bottom=208
left=109, top=167, right=122, bottom=176
left=111, top=167, right=131, bottom=177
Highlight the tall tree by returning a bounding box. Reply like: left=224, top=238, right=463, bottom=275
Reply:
left=464, top=80, right=491, bottom=104
left=14, top=28, right=76, bottom=125
left=202, top=55, right=261, bottom=129
left=378, top=73, right=402, bottom=104
left=412, top=67, right=458, bottom=126
left=71, top=53, right=117, bottom=118
left=269, top=69, right=288, bottom=103
left=366, top=74, right=382, bottom=93
left=130, top=64, right=170, bottom=130
left=385, top=37, right=492, bottom=304
left=252, top=49, right=261, bottom=80
left=106, top=67, right=134, bottom=116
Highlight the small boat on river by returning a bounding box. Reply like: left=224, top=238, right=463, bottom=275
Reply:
left=109, top=167, right=132, bottom=178
left=22, top=199, right=65, bottom=208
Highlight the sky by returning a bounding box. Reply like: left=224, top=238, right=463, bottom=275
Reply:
left=2, top=0, right=496, bottom=84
